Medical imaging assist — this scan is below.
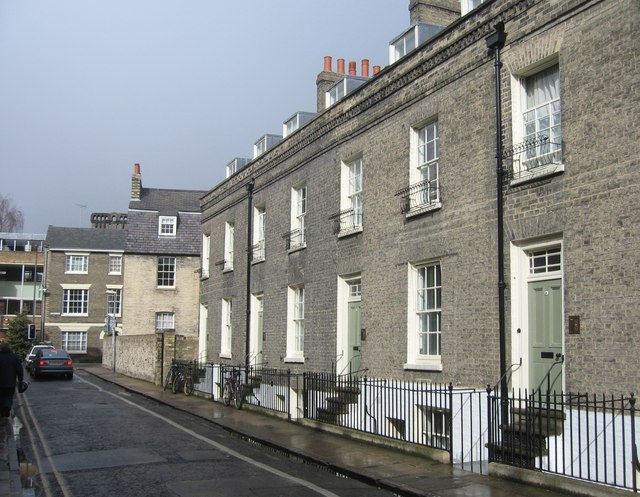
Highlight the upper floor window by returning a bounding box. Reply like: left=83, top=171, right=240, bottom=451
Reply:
left=65, top=254, right=88, bottom=274
left=398, top=120, right=441, bottom=217
left=288, top=186, right=306, bottom=251
left=325, top=78, right=367, bottom=107
left=283, top=112, right=315, bottom=137
left=157, top=256, right=176, bottom=288
left=225, top=158, right=250, bottom=178
left=159, top=216, right=177, bottom=236
left=253, top=207, right=266, bottom=262
left=461, top=0, right=485, bottom=16
left=333, top=157, right=363, bottom=236
left=106, top=288, right=122, bottom=317
left=62, top=287, right=89, bottom=315
left=510, top=63, right=563, bottom=183
left=389, top=23, right=443, bottom=64
left=201, top=234, right=210, bottom=278
left=108, top=255, right=122, bottom=275
left=224, top=222, right=234, bottom=271
left=253, top=134, right=282, bottom=159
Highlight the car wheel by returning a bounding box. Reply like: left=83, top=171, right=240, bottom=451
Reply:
left=66, top=373, right=73, bottom=380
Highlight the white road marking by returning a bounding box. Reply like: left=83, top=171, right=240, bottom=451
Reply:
left=76, top=374, right=341, bottom=497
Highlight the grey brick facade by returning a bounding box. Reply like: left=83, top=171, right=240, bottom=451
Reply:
left=200, top=0, right=639, bottom=396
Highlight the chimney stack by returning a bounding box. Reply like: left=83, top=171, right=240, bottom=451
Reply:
left=409, top=0, right=460, bottom=27
left=131, top=163, right=142, bottom=201
left=361, top=59, right=370, bottom=77
left=373, top=65, right=381, bottom=75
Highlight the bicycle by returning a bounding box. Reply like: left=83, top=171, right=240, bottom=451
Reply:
left=164, top=362, right=180, bottom=391
left=222, top=368, right=244, bottom=409
left=172, top=364, right=195, bottom=396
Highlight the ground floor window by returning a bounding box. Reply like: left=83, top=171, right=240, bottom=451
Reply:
left=62, top=331, right=87, bottom=353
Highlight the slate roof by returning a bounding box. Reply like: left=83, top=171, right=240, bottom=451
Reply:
left=129, top=188, right=206, bottom=215
left=46, top=226, right=125, bottom=252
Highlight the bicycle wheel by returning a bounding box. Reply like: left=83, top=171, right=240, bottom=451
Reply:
left=234, top=384, right=244, bottom=409
left=222, top=381, right=232, bottom=406
left=163, top=371, right=172, bottom=391
left=171, top=373, right=183, bottom=394
left=184, top=374, right=194, bottom=396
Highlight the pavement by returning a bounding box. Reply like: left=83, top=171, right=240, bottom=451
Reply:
left=1, top=365, right=619, bottom=497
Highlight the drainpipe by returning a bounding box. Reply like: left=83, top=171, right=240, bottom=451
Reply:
left=485, top=22, right=508, bottom=421
left=245, top=179, right=255, bottom=371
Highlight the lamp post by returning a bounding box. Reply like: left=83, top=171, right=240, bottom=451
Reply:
left=106, top=290, right=118, bottom=372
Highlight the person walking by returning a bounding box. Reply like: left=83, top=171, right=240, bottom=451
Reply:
left=0, top=342, right=24, bottom=418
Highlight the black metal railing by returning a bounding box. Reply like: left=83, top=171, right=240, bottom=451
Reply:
left=488, top=388, right=638, bottom=492
left=395, top=179, right=440, bottom=214
left=282, top=229, right=305, bottom=251
left=243, top=365, right=291, bottom=416
left=502, top=133, right=563, bottom=182
left=328, top=209, right=362, bottom=235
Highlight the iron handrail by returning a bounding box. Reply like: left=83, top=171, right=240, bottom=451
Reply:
left=489, top=357, right=522, bottom=392
left=531, top=354, right=564, bottom=398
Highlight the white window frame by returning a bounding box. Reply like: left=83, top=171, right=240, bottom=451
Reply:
left=253, top=207, right=266, bottom=262
left=61, top=331, right=87, bottom=353
left=407, top=120, right=441, bottom=217
left=201, top=234, right=210, bottom=278
left=406, top=261, right=442, bottom=371
left=106, top=287, right=122, bottom=317
left=338, top=157, right=363, bottom=235
left=289, top=186, right=307, bottom=251
left=220, top=298, right=232, bottom=358
left=156, top=312, right=175, bottom=331
left=224, top=222, right=234, bottom=271
left=390, top=27, right=416, bottom=63
left=61, top=286, right=90, bottom=316
left=108, top=254, right=122, bottom=275
left=510, top=61, right=563, bottom=184
left=285, top=286, right=304, bottom=362
left=461, top=0, right=485, bottom=16
left=157, top=256, right=176, bottom=288
left=65, top=253, right=88, bottom=274
left=158, top=216, right=177, bottom=236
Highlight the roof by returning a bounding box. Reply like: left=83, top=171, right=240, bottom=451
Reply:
left=46, top=226, right=125, bottom=251
left=129, top=188, right=206, bottom=215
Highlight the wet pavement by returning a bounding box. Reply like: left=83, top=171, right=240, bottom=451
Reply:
left=2, top=365, right=612, bottom=497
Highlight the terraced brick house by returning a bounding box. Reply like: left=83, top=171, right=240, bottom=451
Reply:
left=198, top=0, right=639, bottom=490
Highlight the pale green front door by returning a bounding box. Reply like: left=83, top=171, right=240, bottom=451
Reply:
left=528, top=279, right=563, bottom=396
left=347, top=301, right=361, bottom=374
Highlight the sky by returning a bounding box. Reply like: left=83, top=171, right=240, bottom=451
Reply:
left=0, top=1, right=409, bottom=234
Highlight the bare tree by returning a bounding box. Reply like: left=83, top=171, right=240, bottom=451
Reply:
left=0, top=193, right=25, bottom=232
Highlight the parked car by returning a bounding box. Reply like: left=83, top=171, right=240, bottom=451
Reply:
left=30, top=348, right=73, bottom=380
left=24, top=343, right=55, bottom=373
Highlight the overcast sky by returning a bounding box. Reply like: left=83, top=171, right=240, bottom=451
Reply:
left=0, top=1, right=409, bottom=234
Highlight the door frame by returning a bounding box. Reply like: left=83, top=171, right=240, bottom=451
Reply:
left=509, top=237, right=564, bottom=392
left=336, top=273, right=361, bottom=376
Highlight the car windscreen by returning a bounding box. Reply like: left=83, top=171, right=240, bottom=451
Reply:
left=39, top=350, right=70, bottom=359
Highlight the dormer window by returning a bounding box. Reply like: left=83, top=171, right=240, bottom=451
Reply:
left=283, top=112, right=316, bottom=137
left=159, top=216, right=176, bottom=236
left=389, top=23, right=444, bottom=64
left=461, top=0, right=485, bottom=16
left=226, top=158, right=250, bottom=178
left=325, top=77, right=367, bottom=107
left=253, top=134, right=282, bottom=159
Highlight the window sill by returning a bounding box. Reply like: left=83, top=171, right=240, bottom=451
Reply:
left=288, top=245, right=306, bottom=255
left=284, top=356, right=304, bottom=364
left=222, top=268, right=234, bottom=273
left=219, top=353, right=232, bottom=360
left=510, top=163, right=564, bottom=186
left=252, top=257, right=265, bottom=266
left=156, top=286, right=176, bottom=290
left=404, top=362, right=443, bottom=372
left=405, top=202, right=442, bottom=219
left=337, top=226, right=363, bottom=239
left=61, top=314, right=89, bottom=318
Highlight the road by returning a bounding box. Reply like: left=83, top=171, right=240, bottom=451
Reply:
left=15, top=370, right=397, bottom=497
